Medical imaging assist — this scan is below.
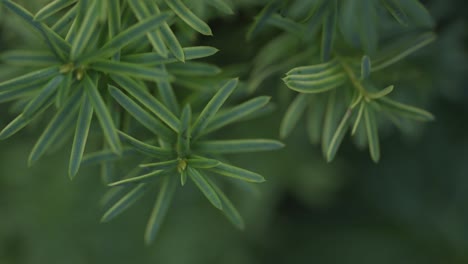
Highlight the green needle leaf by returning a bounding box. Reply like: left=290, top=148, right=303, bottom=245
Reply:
left=22, top=75, right=63, bottom=118
left=167, top=62, right=221, bottom=76
left=164, top=0, right=213, bottom=36
left=0, top=66, right=59, bottom=92
left=187, top=157, right=220, bottom=169
left=109, top=170, right=170, bottom=186
left=108, top=86, right=173, bottom=141
left=118, top=131, right=172, bottom=158
left=28, top=90, right=82, bottom=165
left=204, top=96, right=270, bottom=135
left=144, top=175, right=177, bottom=244
left=101, top=184, right=149, bottom=222
left=0, top=50, right=59, bottom=67
left=360, top=55, right=371, bottom=80
left=84, top=76, right=122, bottom=154
left=205, top=177, right=244, bottom=229
left=367, top=85, right=394, bottom=99
left=207, top=0, right=234, bottom=15
left=128, top=0, right=168, bottom=58
left=34, top=0, right=77, bottom=21
left=78, top=13, right=171, bottom=63
left=280, top=94, right=309, bottom=139
left=177, top=105, right=192, bottom=157
left=0, top=80, right=47, bottom=103
left=382, top=0, right=409, bottom=26
left=90, top=60, right=169, bottom=81
left=364, top=105, right=380, bottom=162
left=195, top=139, right=284, bottom=154
left=377, top=97, right=434, bottom=121
left=112, top=75, right=180, bottom=132
left=351, top=101, right=365, bottom=135
left=208, top=162, right=265, bottom=183
left=140, top=160, right=179, bottom=170
left=284, top=73, right=346, bottom=93
left=187, top=167, right=222, bottom=209
left=191, top=78, right=238, bottom=139
left=69, top=93, right=93, bottom=179
left=326, top=109, right=352, bottom=162
left=70, top=0, right=99, bottom=59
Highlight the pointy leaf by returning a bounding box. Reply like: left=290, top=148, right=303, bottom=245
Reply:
left=90, top=60, right=169, bottom=81
left=326, top=108, right=352, bottom=162
left=364, top=105, right=380, bottom=162
left=187, top=157, right=220, bottom=169
left=112, top=75, right=180, bottom=132
left=187, top=167, right=222, bottom=209
left=204, top=96, right=270, bottom=135
left=144, top=175, right=177, bottom=244
left=118, top=131, right=172, bottom=158
left=195, top=139, right=284, bottom=154
left=191, top=78, right=238, bottom=138
left=101, top=184, right=149, bottom=222
left=280, top=94, right=309, bottom=139
left=377, top=97, right=434, bottom=121
left=109, top=170, right=171, bottom=186
left=34, top=0, right=77, bottom=21
left=0, top=66, right=59, bottom=92
left=22, top=75, right=63, bottom=117
left=208, top=162, right=265, bottom=183
left=164, top=0, right=212, bottom=36
left=108, top=86, right=173, bottom=141
left=69, top=93, right=93, bottom=179
left=84, top=76, right=122, bottom=154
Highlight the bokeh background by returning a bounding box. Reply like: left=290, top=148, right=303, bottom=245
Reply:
left=1, top=0, right=467, bottom=263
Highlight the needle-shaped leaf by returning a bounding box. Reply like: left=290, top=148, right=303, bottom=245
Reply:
left=284, top=73, right=346, bottom=93
left=112, top=75, right=180, bottom=132
left=177, top=105, right=191, bottom=157
left=146, top=1, right=185, bottom=61
left=69, top=93, right=93, bottom=179
left=398, top=0, right=434, bottom=27
left=204, top=96, right=271, bottom=134
left=364, top=105, right=380, bottom=162
left=84, top=76, right=122, bottom=154
left=118, top=131, right=172, bottom=158
left=360, top=55, right=371, bottom=80
left=0, top=66, right=59, bottom=92
left=140, top=159, right=179, bottom=170
left=167, top=62, right=221, bottom=76
left=382, top=0, right=408, bottom=26
left=208, top=162, right=265, bottom=183
left=326, top=108, right=352, bottom=162
left=0, top=98, right=54, bottom=140
left=51, top=4, right=77, bottom=34
left=195, top=139, right=284, bottom=154
left=121, top=46, right=218, bottom=65
left=247, top=0, right=281, bottom=40
left=156, top=65, right=180, bottom=115
left=180, top=170, right=187, bottom=186
left=22, top=75, right=63, bottom=117
left=101, top=184, right=149, bottom=222
left=144, top=175, right=177, bottom=244
left=128, top=0, right=168, bottom=58
left=372, top=32, right=436, bottom=72
left=187, top=167, right=222, bottom=209
left=2, top=0, right=70, bottom=60
left=377, top=97, right=434, bottom=121
left=187, top=157, right=220, bottom=169
left=78, top=13, right=171, bottom=63
left=267, top=14, right=304, bottom=36
left=207, top=0, right=234, bottom=15
left=0, top=50, right=59, bottom=67
left=81, top=148, right=136, bottom=167
left=108, top=86, right=173, bottom=141
left=90, top=60, right=169, bottom=81
left=368, top=85, right=394, bottom=99
left=0, top=79, right=47, bottom=103
left=191, top=78, right=238, bottom=138
left=286, top=59, right=338, bottom=75
left=280, top=94, right=309, bottom=139
left=28, top=90, right=82, bottom=165
left=351, top=101, right=365, bottom=135
left=109, top=169, right=171, bottom=186
left=55, top=73, right=72, bottom=108
left=321, top=90, right=338, bottom=157
left=321, top=2, right=337, bottom=62
left=70, top=0, right=99, bottom=59
left=164, top=0, right=213, bottom=36
left=34, top=0, right=77, bottom=21
left=205, top=177, right=244, bottom=229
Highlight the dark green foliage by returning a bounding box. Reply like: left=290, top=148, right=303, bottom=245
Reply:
left=0, top=0, right=440, bottom=247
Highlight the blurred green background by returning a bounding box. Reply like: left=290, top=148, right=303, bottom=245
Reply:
left=1, top=0, right=467, bottom=263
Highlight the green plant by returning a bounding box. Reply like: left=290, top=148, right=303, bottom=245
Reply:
left=0, top=0, right=437, bottom=245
